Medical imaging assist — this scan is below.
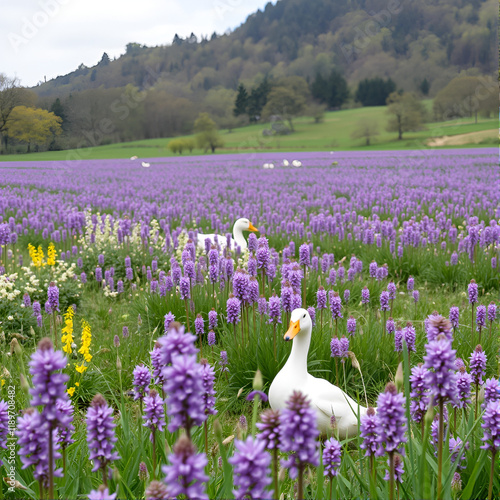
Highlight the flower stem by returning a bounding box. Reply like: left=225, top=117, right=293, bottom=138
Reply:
left=488, top=450, right=496, bottom=500
left=272, top=448, right=279, bottom=500
left=152, top=430, right=157, bottom=480
left=48, top=423, right=54, bottom=500
left=298, top=465, right=304, bottom=500
left=389, top=451, right=395, bottom=500
left=437, top=400, right=444, bottom=500
left=184, top=299, right=190, bottom=332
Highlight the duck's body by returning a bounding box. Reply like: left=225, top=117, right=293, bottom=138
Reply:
left=196, top=218, right=258, bottom=252
left=269, top=308, right=369, bottom=438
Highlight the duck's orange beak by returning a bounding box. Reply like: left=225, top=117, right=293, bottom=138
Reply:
left=284, top=320, right=300, bottom=341
left=248, top=222, right=258, bottom=232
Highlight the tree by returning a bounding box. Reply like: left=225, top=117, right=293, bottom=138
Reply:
left=0, top=74, right=36, bottom=151
left=386, top=92, right=426, bottom=140
left=233, top=83, right=249, bottom=117
left=193, top=112, right=224, bottom=153
left=247, top=78, right=271, bottom=122
left=351, top=120, right=380, bottom=146
left=419, top=78, right=430, bottom=96
left=7, top=106, right=62, bottom=152
left=304, top=102, right=326, bottom=123
left=433, top=75, right=498, bottom=122
left=311, top=70, right=349, bottom=109
left=261, top=86, right=306, bottom=131
left=355, top=77, right=396, bottom=107
left=99, top=52, right=110, bottom=66
left=50, top=98, right=67, bottom=130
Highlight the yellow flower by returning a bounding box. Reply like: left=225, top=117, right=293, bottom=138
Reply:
left=78, top=319, right=92, bottom=364
left=61, top=306, right=75, bottom=354
left=67, top=387, right=75, bottom=396
left=75, top=382, right=80, bottom=387
left=75, top=363, right=87, bottom=374
left=0, top=379, right=4, bottom=387
left=47, top=242, right=57, bottom=266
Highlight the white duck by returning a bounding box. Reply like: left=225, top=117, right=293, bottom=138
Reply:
left=196, top=218, right=258, bottom=252
left=269, top=308, right=369, bottom=438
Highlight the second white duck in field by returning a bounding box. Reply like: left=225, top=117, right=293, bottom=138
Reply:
left=269, top=308, right=369, bottom=438
left=196, top=217, right=258, bottom=252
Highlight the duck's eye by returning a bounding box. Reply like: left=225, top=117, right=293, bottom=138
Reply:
left=303, top=314, right=306, bottom=318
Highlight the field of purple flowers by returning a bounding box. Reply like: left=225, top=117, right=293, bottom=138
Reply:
left=0, top=147, right=499, bottom=500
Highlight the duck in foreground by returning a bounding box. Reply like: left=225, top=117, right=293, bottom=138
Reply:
left=196, top=218, right=258, bottom=252
left=269, top=308, right=369, bottom=438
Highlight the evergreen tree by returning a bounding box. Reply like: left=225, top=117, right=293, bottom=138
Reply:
left=355, top=77, right=396, bottom=107
left=99, top=52, right=110, bottom=66
left=311, top=70, right=349, bottom=109
left=233, top=83, right=249, bottom=117
left=419, top=78, right=430, bottom=96
left=311, top=72, right=328, bottom=103
left=247, top=78, right=271, bottom=122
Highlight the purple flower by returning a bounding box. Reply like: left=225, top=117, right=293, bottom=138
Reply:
left=323, top=438, right=342, bottom=477
left=361, top=287, right=370, bottom=305
left=423, top=336, right=458, bottom=406
left=122, top=326, right=129, bottom=338
left=369, top=261, right=378, bottom=278
left=200, top=360, right=217, bottom=416
left=133, top=364, right=151, bottom=401
left=426, top=313, right=453, bottom=342
left=179, top=276, right=190, bottom=300
left=258, top=296, right=267, bottom=315
left=279, top=391, right=319, bottom=479
left=47, top=282, right=59, bottom=312
left=360, top=407, right=378, bottom=456
left=449, top=306, right=460, bottom=328
left=219, top=351, right=228, bottom=372
left=468, top=280, right=478, bottom=304
left=413, top=290, right=419, bottom=303
left=208, top=309, right=217, bottom=330
left=469, top=345, right=487, bottom=385
left=143, top=389, right=166, bottom=441
left=268, top=293, right=281, bottom=323
left=316, top=287, right=327, bottom=309
left=488, top=302, right=497, bottom=323
left=164, top=355, right=206, bottom=432
left=0, top=400, right=9, bottom=466
left=328, top=268, right=337, bottom=286
left=347, top=316, right=357, bottom=336
left=307, top=306, right=316, bottom=326
left=23, top=293, right=31, bottom=308
left=150, top=343, right=165, bottom=386
left=402, top=322, right=416, bottom=352
left=299, top=243, right=310, bottom=267
left=227, top=294, right=241, bottom=325
left=86, top=394, right=120, bottom=474
left=162, top=436, right=208, bottom=499
left=126, top=267, right=133, bottom=280
left=164, top=312, right=175, bottom=333
left=455, top=367, right=472, bottom=409
left=17, top=408, right=62, bottom=488
left=387, top=282, right=396, bottom=301
left=379, top=291, right=390, bottom=311
left=230, top=436, right=273, bottom=499
left=88, top=485, right=117, bottom=500
left=257, top=409, right=281, bottom=449
left=394, top=328, right=403, bottom=353
left=95, top=267, right=102, bottom=282
left=344, top=289, right=350, bottom=304
left=32, top=301, right=41, bottom=316
left=207, top=330, right=216, bottom=346
left=194, top=314, right=204, bottom=335
left=410, top=365, right=429, bottom=423
left=476, top=305, right=486, bottom=330
left=29, top=338, right=70, bottom=423
left=386, top=317, right=395, bottom=334
left=484, top=378, right=500, bottom=405
left=329, top=291, right=343, bottom=319
left=233, top=269, right=249, bottom=302
left=375, top=382, right=407, bottom=456
left=407, top=276, right=414, bottom=292
left=158, top=323, right=197, bottom=366
left=384, top=454, right=404, bottom=483
left=480, top=400, right=500, bottom=453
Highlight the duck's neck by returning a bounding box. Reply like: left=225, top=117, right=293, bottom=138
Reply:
left=233, top=226, right=247, bottom=251
left=286, top=327, right=312, bottom=377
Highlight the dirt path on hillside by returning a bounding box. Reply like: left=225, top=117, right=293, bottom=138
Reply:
left=426, top=129, right=497, bottom=147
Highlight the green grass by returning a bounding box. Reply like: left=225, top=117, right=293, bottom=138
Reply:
left=0, top=104, right=496, bottom=162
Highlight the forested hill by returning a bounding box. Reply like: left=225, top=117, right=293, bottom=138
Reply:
left=34, top=0, right=496, bottom=98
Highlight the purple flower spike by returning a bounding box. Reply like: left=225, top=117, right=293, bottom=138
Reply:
left=410, top=365, right=429, bottom=423
left=142, top=389, right=166, bottom=441
left=246, top=390, right=268, bottom=402
left=455, top=367, right=472, bottom=409
left=158, top=322, right=197, bottom=366
left=86, top=394, right=120, bottom=474
left=133, top=364, right=151, bottom=401
left=449, top=306, right=459, bottom=329
left=483, top=378, right=500, bottom=406
left=347, top=316, right=357, bottom=336
left=375, top=382, right=407, bottom=456
left=226, top=294, right=241, bottom=325
left=200, top=359, right=217, bottom=416
left=257, top=409, right=281, bottom=450
left=47, top=282, right=60, bottom=312
left=323, top=438, right=342, bottom=477
left=361, top=287, right=370, bottom=305
left=0, top=400, right=8, bottom=467
left=379, top=291, right=390, bottom=311
left=476, top=305, right=486, bottom=330
left=329, top=290, right=343, bottom=319
left=164, top=355, right=206, bottom=433
left=423, top=336, right=458, bottom=406
left=360, top=407, right=378, bottom=456
left=162, top=435, right=208, bottom=500
left=88, top=485, right=117, bottom=500
left=279, top=391, right=319, bottom=479
left=317, top=286, right=327, bottom=309
left=480, top=401, right=500, bottom=453
left=469, top=345, right=487, bottom=385
left=426, top=313, right=453, bottom=342
left=230, top=436, right=273, bottom=500
left=145, top=481, right=169, bottom=500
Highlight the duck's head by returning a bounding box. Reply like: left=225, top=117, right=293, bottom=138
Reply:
left=284, top=308, right=312, bottom=341
left=234, top=218, right=258, bottom=233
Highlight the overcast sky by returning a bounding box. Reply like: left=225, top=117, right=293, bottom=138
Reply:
left=1, top=0, right=272, bottom=87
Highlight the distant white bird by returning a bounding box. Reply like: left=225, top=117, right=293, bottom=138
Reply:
left=196, top=218, right=258, bottom=252
left=268, top=163, right=275, bottom=169
left=130, top=155, right=138, bottom=160
left=141, top=162, right=150, bottom=168
left=292, top=160, right=302, bottom=167
left=263, top=163, right=270, bottom=169
left=282, top=159, right=289, bottom=166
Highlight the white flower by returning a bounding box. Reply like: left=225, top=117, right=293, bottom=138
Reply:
left=7, top=316, right=13, bottom=321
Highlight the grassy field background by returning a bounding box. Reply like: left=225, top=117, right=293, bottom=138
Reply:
left=0, top=102, right=496, bottom=162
